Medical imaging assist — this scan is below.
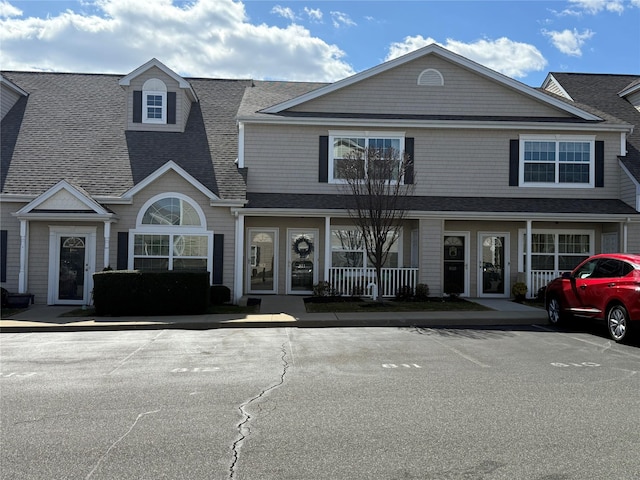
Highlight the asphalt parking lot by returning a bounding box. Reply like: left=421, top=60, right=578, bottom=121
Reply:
left=1, top=323, right=639, bottom=480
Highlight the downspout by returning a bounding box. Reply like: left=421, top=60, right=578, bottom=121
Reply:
left=623, top=219, right=628, bottom=253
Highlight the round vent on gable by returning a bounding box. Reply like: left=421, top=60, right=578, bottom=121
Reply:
left=417, top=69, right=444, bottom=86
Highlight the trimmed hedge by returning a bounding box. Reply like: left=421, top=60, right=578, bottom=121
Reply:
left=93, top=270, right=210, bottom=316
left=210, top=285, right=231, bottom=305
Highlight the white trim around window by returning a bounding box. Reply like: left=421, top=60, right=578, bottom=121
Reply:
left=517, top=228, right=594, bottom=272
left=328, top=130, right=405, bottom=183
left=519, top=134, right=595, bottom=188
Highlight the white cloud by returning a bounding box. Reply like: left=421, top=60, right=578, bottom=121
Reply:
left=0, top=0, right=21, bottom=18
left=330, top=11, right=356, bottom=28
left=0, top=0, right=354, bottom=82
left=543, top=28, right=595, bottom=56
left=385, top=35, right=548, bottom=79
left=271, top=5, right=296, bottom=21
left=304, top=7, right=322, bottom=22
left=567, top=0, right=625, bottom=14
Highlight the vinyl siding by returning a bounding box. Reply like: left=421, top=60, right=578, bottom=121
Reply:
left=244, top=123, right=624, bottom=200
left=419, top=219, right=443, bottom=296
left=620, top=172, right=638, bottom=209
left=1, top=84, right=22, bottom=119
left=0, top=202, right=23, bottom=292
left=289, top=56, right=571, bottom=118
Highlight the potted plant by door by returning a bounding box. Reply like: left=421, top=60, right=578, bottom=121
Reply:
left=511, top=282, right=528, bottom=303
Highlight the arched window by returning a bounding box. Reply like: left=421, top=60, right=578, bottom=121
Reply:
left=142, top=78, right=167, bottom=124
left=130, top=194, right=212, bottom=274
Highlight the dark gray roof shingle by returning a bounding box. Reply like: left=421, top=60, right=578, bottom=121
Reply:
left=247, top=192, right=639, bottom=216
left=1, top=71, right=251, bottom=199
left=547, top=73, right=640, bottom=182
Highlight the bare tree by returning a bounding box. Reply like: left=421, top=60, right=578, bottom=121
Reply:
left=335, top=145, right=415, bottom=301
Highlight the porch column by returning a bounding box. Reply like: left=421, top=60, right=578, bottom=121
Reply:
left=103, top=221, right=111, bottom=269
left=18, top=219, right=28, bottom=293
left=623, top=220, right=628, bottom=253
left=324, top=216, right=331, bottom=282
left=525, top=220, right=532, bottom=298
left=233, top=212, right=245, bottom=304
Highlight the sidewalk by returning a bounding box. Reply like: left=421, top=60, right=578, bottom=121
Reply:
left=0, top=297, right=548, bottom=332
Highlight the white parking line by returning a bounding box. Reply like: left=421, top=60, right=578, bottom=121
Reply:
left=533, top=324, right=640, bottom=360
left=424, top=329, right=490, bottom=368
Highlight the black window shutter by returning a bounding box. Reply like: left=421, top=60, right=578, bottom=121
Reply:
left=167, top=92, right=176, bottom=124
left=133, top=91, right=142, bottom=123
left=509, top=139, right=519, bottom=186
left=213, top=234, right=224, bottom=284
left=595, top=140, right=604, bottom=187
left=0, top=230, right=7, bottom=282
left=117, top=232, right=129, bottom=270
left=404, top=137, right=414, bottom=184
left=319, top=136, right=329, bottom=183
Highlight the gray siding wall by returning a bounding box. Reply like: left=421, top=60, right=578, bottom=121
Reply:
left=419, top=219, right=443, bottom=296
left=1, top=84, right=21, bottom=120
left=290, top=56, right=571, bottom=118
left=620, top=169, right=639, bottom=209
left=244, top=123, right=623, bottom=200
left=0, top=202, right=23, bottom=293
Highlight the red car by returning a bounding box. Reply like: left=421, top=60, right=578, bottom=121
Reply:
left=545, top=253, right=640, bottom=343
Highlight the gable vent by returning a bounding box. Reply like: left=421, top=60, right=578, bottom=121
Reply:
left=417, top=69, right=444, bottom=86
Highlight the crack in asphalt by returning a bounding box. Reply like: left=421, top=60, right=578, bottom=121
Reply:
left=229, top=343, right=289, bottom=479
left=85, top=408, right=161, bottom=479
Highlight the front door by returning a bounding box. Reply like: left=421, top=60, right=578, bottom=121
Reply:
left=287, top=229, right=318, bottom=294
left=478, top=233, right=510, bottom=297
left=443, top=233, right=469, bottom=296
left=49, top=227, right=96, bottom=305
left=247, top=229, right=278, bottom=294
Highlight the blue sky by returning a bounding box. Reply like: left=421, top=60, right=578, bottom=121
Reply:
left=1, top=0, right=638, bottom=86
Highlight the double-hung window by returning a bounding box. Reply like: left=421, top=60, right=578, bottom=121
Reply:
left=520, top=135, right=595, bottom=187
left=142, top=78, right=167, bottom=124
left=329, top=131, right=404, bottom=182
left=130, top=194, right=213, bottom=275
left=519, top=229, right=593, bottom=272
left=330, top=227, right=400, bottom=268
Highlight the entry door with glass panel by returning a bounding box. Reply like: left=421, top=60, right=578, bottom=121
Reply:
left=247, top=229, right=277, bottom=294
left=479, top=233, right=510, bottom=297
left=443, top=234, right=468, bottom=296
left=288, top=230, right=318, bottom=294
left=49, top=227, right=96, bottom=305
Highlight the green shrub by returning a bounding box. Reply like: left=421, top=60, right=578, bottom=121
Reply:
left=415, top=283, right=430, bottom=301
left=210, top=285, right=231, bottom=305
left=395, top=285, right=414, bottom=301
left=313, top=281, right=339, bottom=297
left=93, top=270, right=210, bottom=316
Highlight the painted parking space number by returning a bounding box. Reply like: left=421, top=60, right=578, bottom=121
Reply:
left=0, top=372, right=37, bottom=378
left=382, top=364, right=422, bottom=369
left=551, top=362, right=600, bottom=368
left=171, top=367, right=220, bottom=373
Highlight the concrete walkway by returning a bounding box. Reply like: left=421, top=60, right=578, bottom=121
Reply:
left=0, top=296, right=548, bottom=332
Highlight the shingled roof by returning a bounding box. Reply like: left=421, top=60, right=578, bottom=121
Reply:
left=545, top=73, right=640, bottom=183
left=1, top=71, right=252, bottom=200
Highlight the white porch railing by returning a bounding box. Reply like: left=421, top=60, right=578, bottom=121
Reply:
left=530, top=270, right=564, bottom=296
left=328, top=267, right=419, bottom=297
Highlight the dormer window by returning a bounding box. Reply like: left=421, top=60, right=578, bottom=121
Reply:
left=142, top=78, right=167, bottom=124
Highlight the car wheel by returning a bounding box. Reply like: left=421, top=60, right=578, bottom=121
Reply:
left=607, top=304, right=631, bottom=343
left=547, top=297, right=563, bottom=325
